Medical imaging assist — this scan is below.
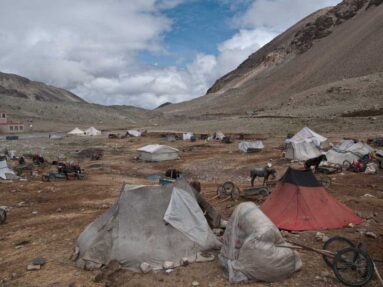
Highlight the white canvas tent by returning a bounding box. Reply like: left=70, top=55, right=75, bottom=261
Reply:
left=214, top=131, right=225, bottom=141
left=74, top=180, right=221, bottom=271
left=85, top=127, right=101, bottom=136
left=0, top=159, right=17, bottom=180
left=218, top=202, right=302, bottom=283
left=68, top=128, right=85, bottom=136
left=127, top=129, right=142, bottom=137
left=326, top=140, right=374, bottom=165
left=182, top=132, right=194, bottom=141
left=239, top=141, right=264, bottom=152
left=285, top=127, right=327, bottom=160
left=137, top=144, right=179, bottom=162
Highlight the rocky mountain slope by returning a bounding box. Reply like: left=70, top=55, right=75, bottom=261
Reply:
left=160, top=0, right=383, bottom=118
left=0, top=72, right=85, bottom=103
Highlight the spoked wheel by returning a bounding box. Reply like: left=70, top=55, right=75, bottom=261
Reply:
left=0, top=208, right=7, bottom=224
left=343, top=160, right=352, bottom=170
left=323, top=236, right=355, bottom=267
left=42, top=175, right=50, bottom=182
left=222, top=181, right=235, bottom=195
left=332, top=247, right=374, bottom=287
left=335, top=164, right=343, bottom=173
left=258, top=187, right=270, bottom=198
left=317, top=174, right=331, bottom=188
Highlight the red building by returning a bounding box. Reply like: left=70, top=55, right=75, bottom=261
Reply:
left=0, top=112, right=25, bottom=134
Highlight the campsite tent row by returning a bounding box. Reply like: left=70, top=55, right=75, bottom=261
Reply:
left=74, top=168, right=362, bottom=281
left=68, top=127, right=101, bottom=136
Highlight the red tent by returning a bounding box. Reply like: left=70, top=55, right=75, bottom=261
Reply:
left=261, top=168, right=362, bottom=231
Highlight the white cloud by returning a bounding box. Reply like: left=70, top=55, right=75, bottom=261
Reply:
left=0, top=0, right=341, bottom=109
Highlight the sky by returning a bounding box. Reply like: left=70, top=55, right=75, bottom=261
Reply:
left=0, top=0, right=341, bottom=109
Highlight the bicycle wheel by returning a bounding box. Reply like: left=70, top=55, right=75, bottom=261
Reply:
left=323, top=236, right=355, bottom=267
left=335, top=164, right=343, bottom=173
left=332, top=247, right=373, bottom=287
left=222, top=181, right=235, bottom=196
left=343, top=160, right=352, bottom=170
left=317, top=174, right=331, bottom=188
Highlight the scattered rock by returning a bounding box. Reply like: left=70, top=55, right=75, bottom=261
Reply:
left=140, top=262, right=152, bottom=273
left=32, top=257, right=46, bottom=266
left=56, top=208, right=62, bottom=212
left=315, top=232, right=326, bottom=241
left=180, top=257, right=189, bottom=267
left=31, top=211, right=38, bottom=215
left=362, top=193, right=376, bottom=198
left=196, top=252, right=215, bottom=262
left=365, top=232, right=378, bottom=239
left=163, top=261, right=174, bottom=269
left=26, top=264, right=40, bottom=271
left=15, top=240, right=30, bottom=246
left=192, top=281, right=200, bottom=286
left=348, top=223, right=355, bottom=228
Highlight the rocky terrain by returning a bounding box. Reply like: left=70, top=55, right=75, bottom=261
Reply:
left=0, top=72, right=84, bottom=103
left=160, top=0, right=383, bottom=122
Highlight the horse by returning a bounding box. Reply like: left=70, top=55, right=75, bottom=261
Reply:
left=250, top=167, right=276, bottom=187
left=304, top=154, right=327, bottom=170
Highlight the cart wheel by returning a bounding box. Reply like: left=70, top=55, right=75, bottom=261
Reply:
left=317, top=174, right=331, bottom=188
left=323, top=236, right=355, bottom=267
left=332, top=247, right=373, bottom=287
left=343, top=160, right=352, bottom=170
left=222, top=181, right=235, bottom=196
left=230, top=187, right=240, bottom=201
left=258, top=187, right=270, bottom=198
left=42, top=175, right=50, bottom=182
left=0, top=208, right=6, bottom=224
left=217, top=186, right=226, bottom=199
left=335, top=164, right=343, bottom=173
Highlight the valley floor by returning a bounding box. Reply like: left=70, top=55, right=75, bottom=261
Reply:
left=0, top=132, right=382, bottom=287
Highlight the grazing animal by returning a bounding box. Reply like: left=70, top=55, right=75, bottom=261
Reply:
left=304, top=154, right=327, bottom=170
left=250, top=166, right=276, bottom=187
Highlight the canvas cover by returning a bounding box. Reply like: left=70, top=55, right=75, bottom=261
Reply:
left=218, top=202, right=302, bottom=283
left=85, top=127, right=101, bottom=136
left=128, top=129, right=142, bottom=137
left=214, top=131, right=225, bottom=140
left=287, top=127, right=327, bottom=147
left=137, top=144, right=179, bottom=162
left=239, top=141, right=264, bottom=152
left=326, top=140, right=374, bottom=165
left=285, top=141, right=322, bottom=161
left=262, top=168, right=362, bottom=231
left=0, top=160, right=16, bottom=180
left=68, top=127, right=85, bottom=135
left=75, top=180, right=220, bottom=271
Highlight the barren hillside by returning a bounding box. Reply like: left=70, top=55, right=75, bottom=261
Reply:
left=160, top=0, right=383, bottom=118
left=0, top=72, right=85, bottom=103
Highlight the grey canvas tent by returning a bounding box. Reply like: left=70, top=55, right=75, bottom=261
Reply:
left=285, top=127, right=327, bottom=160
left=0, top=159, right=16, bottom=180
left=326, top=140, right=374, bottom=165
left=137, top=144, right=179, bottom=162
left=74, top=180, right=221, bottom=271
left=218, top=202, right=302, bottom=283
left=238, top=141, right=264, bottom=152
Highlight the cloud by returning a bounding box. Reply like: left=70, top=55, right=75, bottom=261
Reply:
left=0, top=0, right=341, bottom=109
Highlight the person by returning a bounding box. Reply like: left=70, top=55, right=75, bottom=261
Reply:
left=18, top=156, right=25, bottom=165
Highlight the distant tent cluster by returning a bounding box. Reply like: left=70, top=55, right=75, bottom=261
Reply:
left=285, top=127, right=328, bottom=160
left=68, top=127, right=101, bottom=136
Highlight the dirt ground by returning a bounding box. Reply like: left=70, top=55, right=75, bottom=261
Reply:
left=0, top=133, right=382, bottom=287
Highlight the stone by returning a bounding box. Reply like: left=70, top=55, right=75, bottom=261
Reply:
left=315, top=232, right=325, bottom=241
left=365, top=232, right=378, bottom=239
left=348, top=223, right=355, bottom=228
left=322, top=235, right=330, bottom=243
left=32, top=211, right=38, bottom=215
left=163, top=261, right=174, bottom=269
left=180, top=257, right=189, bottom=266
left=140, top=262, right=152, bottom=273
left=32, top=257, right=46, bottom=266
left=27, top=264, right=40, bottom=271
left=196, top=252, right=214, bottom=262
left=192, top=281, right=200, bottom=286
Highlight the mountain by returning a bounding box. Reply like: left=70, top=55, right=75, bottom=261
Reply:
left=0, top=72, right=85, bottom=103
left=0, top=72, right=163, bottom=132
left=160, top=0, right=383, bottom=119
